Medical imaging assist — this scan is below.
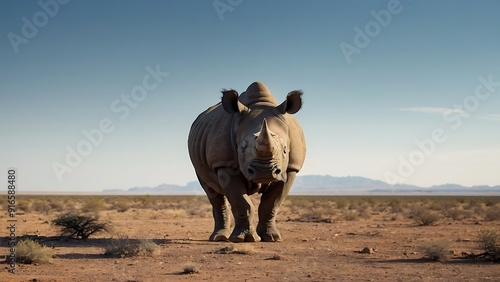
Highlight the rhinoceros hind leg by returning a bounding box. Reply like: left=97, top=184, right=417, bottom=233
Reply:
left=207, top=193, right=231, bottom=241
left=199, top=177, right=232, bottom=242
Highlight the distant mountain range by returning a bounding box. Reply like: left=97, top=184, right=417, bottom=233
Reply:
left=103, top=175, right=500, bottom=195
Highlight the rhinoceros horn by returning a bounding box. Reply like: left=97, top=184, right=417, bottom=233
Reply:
left=255, top=119, right=274, bottom=157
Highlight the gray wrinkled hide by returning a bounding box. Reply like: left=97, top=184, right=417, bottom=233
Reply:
left=188, top=82, right=306, bottom=242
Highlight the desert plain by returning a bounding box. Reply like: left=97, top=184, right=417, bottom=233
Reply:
left=1, top=194, right=499, bottom=281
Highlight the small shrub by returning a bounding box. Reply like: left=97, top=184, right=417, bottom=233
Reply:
left=17, top=201, right=32, bottom=213
left=344, top=210, right=360, bottom=221
left=446, top=207, right=469, bottom=221
left=484, top=207, right=500, bottom=221
left=32, top=201, right=52, bottom=214
left=105, top=236, right=160, bottom=258
left=164, top=209, right=188, bottom=218
left=52, top=213, right=110, bottom=239
left=336, top=199, right=348, bottom=210
left=388, top=199, right=406, bottom=213
left=111, top=199, right=130, bottom=212
left=478, top=229, right=499, bottom=255
left=81, top=197, right=106, bottom=213
left=16, top=239, right=52, bottom=264
left=410, top=207, right=440, bottom=226
left=422, top=242, right=448, bottom=262
left=182, top=262, right=201, bottom=274
left=49, top=200, right=65, bottom=212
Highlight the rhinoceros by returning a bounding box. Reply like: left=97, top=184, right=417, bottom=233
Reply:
left=188, top=82, right=306, bottom=242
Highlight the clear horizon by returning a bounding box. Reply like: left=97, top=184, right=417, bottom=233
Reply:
left=1, top=1, right=500, bottom=192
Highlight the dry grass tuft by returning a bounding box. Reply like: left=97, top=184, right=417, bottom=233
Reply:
left=410, top=207, right=440, bottom=226
left=104, top=236, right=160, bottom=258
left=344, top=210, right=360, bottom=221
left=182, top=262, right=202, bottom=274
left=16, top=239, right=52, bottom=264
left=421, top=242, right=449, bottom=262
left=484, top=207, right=500, bottom=221
left=217, top=244, right=256, bottom=255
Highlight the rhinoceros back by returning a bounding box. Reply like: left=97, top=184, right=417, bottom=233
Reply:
left=188, top=103, right=237, bottom=193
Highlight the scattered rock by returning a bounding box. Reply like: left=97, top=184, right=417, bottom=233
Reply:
left=270, top=254, right=283, bottom=260
left=359, top=247, right=375, bottom=254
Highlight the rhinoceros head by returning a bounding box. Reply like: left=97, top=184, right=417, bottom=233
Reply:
left=221, top=83, right=302, bottom=184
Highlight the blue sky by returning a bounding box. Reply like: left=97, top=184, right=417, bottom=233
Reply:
left=1, top=0, right=500, bottom=192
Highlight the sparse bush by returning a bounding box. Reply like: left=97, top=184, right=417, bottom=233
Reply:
left=105, top=236, right=160, bottom=258
left=136, top=195, right=156, bottom=209
left=473, top=203, right=487, bottom=217
left=344, top=210, right=360, bottom=221
left=111, top=199, right=130, bottom=212
left=335, top=199, right=348, bottom=210
left=49, top=200, right=65, bottom=212
left=17, top=200, right=32, bottom=213
left=52, top=213, right=110, bottom=239
left=299, top=207, right=333, bottom=223
left=478, top=229, right=499, bottom=258
left=484, top=207, right=500, bottom=221
left=164, top=209, right=188, bottom=218
left=422, top=242, right=448, bottom=262
left=389, top=202, right=404, bottom=214
left=16, top=239, right=52, bottom=264
left=32, top=201, right=52, bottom=214
left=446, top=207, right=471, bottom=221
left=410, top=207, right=440, bottom=226
left=187, top=203, right=212, bottom=217
left=81, top=197, right=106, bottom=213
left=182, top=262, right=201, bottom=274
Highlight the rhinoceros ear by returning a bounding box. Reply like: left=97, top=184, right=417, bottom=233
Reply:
left=278, top=90, right=303, bottom=114
left=221, top=89, right=247, bottom=114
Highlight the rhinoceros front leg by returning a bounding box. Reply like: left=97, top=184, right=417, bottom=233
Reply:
left=257, top=171, right=296, bottom=242
left=218, top=168, right=260, bottom=243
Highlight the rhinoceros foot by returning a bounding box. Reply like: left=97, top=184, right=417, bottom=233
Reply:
left=257, top=224, right=282, bottom=242
left=229, top=228, right=260, bottom=243
left=209, top=229, right=231, bottom=241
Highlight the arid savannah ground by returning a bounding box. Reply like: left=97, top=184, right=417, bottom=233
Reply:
left=1, top=195, right=499, bottom=281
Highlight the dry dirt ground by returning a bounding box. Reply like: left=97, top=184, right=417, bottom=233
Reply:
left=1, top=195, right=499, bottom=281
